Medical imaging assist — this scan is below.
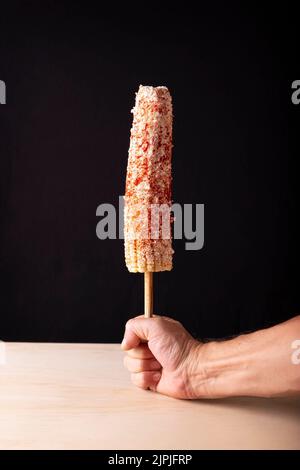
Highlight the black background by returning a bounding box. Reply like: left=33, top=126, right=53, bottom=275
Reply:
left=0, top=3, right=299, bottom=342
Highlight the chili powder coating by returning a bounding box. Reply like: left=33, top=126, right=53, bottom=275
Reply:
left=124, top=85, right=174, bottom=273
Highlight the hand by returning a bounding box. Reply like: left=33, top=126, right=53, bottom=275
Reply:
left=121, top=315, right=202, bottom=399
left=122, top=314, right=300, bottom=399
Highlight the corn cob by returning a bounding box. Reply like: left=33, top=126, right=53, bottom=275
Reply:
left=124, top=85, right=173, bottom=273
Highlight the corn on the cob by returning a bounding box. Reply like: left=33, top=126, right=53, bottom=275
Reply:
left=124, top=85, right=173, bottom=273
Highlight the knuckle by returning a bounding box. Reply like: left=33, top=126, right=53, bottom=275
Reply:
left=125, top=319, right=133, bottom=329
left=126, top=357, right=144, bottom=373
left=131, top=359, right=141, bottom=373
left=172, top=318, right=182, bottom=328
left=156, top=316, right=165, bottom=323
left=137, top=359, right=144, bottom=372
left=155, top=317, right=165, bottom=328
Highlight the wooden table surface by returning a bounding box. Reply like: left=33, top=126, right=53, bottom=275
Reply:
left=0, top=342, right=299, bottom=450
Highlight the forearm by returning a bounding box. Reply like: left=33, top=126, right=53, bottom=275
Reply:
left=192, top=316, right=300, bottom=398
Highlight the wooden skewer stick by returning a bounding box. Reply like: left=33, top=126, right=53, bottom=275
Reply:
left=144, top=271, right=153, bottom=318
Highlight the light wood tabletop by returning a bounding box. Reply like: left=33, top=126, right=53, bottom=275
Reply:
left=0, top=342, right=299, bottom=450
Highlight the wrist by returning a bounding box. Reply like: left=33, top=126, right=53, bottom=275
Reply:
left=183, top=340, right=213, bottom=399
left=188, top=338, right=257, bottom=399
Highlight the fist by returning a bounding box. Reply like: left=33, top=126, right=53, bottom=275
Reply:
left=121, top=316, right=201, bottom=399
